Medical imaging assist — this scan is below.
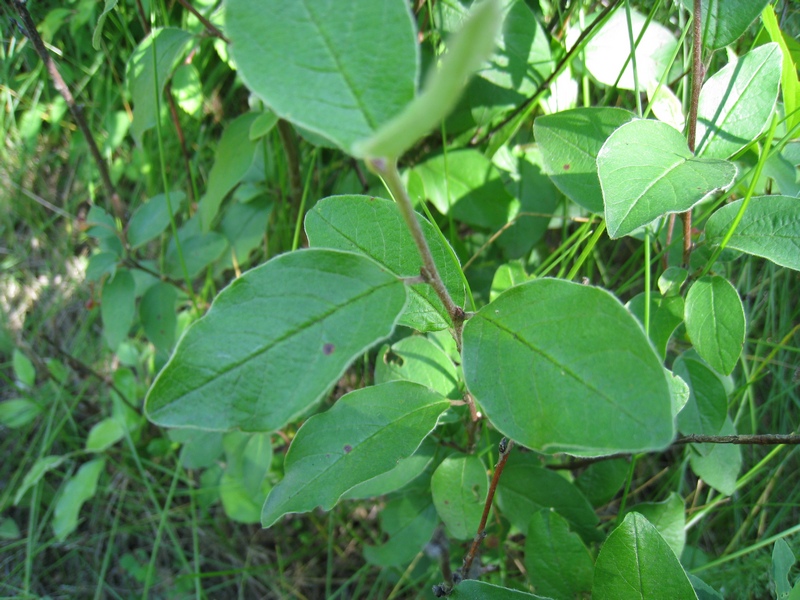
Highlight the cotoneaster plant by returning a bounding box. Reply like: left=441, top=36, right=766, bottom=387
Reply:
left=114, top=0, right=800, bottom=597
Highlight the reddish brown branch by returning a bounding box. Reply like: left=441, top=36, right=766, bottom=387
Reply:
left=675, top=434, right=800, bottom=445
left=175, top=0, right=230, bottom=43
left=12, top=0, right=123, bottom=218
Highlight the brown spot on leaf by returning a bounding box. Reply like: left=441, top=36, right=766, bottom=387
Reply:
left=343, top=444, right=353, bottom=454
left=323, top=343, right=335, bottom=355
left=563, top=164, right=571, bottom=171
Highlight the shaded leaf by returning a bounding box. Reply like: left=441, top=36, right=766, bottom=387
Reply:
left=674, top=352, right=728, bottom=442
left=431, top=453, right=488, bottom=540
left=375, top=336, right=458, bottom=398
left=101, top=269, right=136, bottom=350
left=127, top=191, right=184, bottom=249
left=261, top=382, right=448, bottom=526
left=689, top=417, right=741, bottom=495
left=625, top=493, right=686, bottom=558
left=53, top=459, right=105, bottom=542
left=705, top=196, right=800, bottom=272
left=363, top=488, right=437, bottom=567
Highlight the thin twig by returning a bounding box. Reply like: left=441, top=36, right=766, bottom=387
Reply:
left=471, top=0, right=620, bottom=147
left=277, top=120, right=303, bottom=210
left=11, top=0, right=123, bottom=218
left=675, top=434, right=800, bottom=445
left=164, top=82, right=195, bottom=204
left=174, top=0, right=230, bottom=43
left=369, top=158, right=466, bottom=347
left=680, top=0, right=705, bottom=266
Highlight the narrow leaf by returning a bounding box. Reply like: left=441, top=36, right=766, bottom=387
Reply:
left=463, top=279, right=674, bottom=456
left=705, top=196, right=800, bottom=272
left=683, top=0, right=771, bottom=50
left=15, top=455, right=66, bottom=505
left=261, top=381, right=448, bottom=527
left=598, top=119, right=737, bottom=239
left=127, top=192, right=184, bottom=249
left=450, top=581, right=545, bottom=599
left=53, top=459, right=105, bottom=542
left=101, top=269, right=136, bottom=350
left=146, top=249, right=407, bottom=432
left=684, top=276, right=745, bottom=376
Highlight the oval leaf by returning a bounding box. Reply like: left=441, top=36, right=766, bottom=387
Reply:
left=305, top=195, right=465, bottom=331
left=705, top=196, right=800, bottom=272
left=431, top=453, right=488, bottom=540
left=145, top=249, right=407, bottom=432
left=462, top=279, right=674, bottom=456
left=593, top=513, right=698, bottom=600
left=598, top=119, right=737, bottom=239
left=226, top=0, right=418, bottom=153
left=101, top=269, right=136, bottom=350
left=695, top=43, right=782, bottom=159
left=674, top=353, right=728, bottom=442
left=684, top=276, right=745, bottom=376
left=375, top=336, right=459, bottom=398
left=261, top=381, right=448, bottom=527
left=53, top=459, right=105, bottom=542
left=597, top=120, right=736, bottom=238
left=127, top=191, right=184, bottom=249
left=535, top=107, right=635, bottom=213
left=625, top=493, right=686, bottom=558
left=689, top=416, right=741, bottom=496
left=688, top=0, right=772, bottom=50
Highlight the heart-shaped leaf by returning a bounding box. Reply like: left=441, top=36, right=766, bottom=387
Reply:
left=462, top=278, right=674, bottom=456
left=145, top=249, right=407, bottom=432
left=598, top=119, right=737, bottom=238
left=261, top=381, right=448, bottom=527
left=226, top=0, right=418, bottom=153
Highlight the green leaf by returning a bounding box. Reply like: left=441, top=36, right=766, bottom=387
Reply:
left=305, top=195, right=464, bottom=331
left=463, top=279, right=674, bottom=456
left=496, top=452, right=601, bottom=542
left=689, top=417, right=741, bottom=496
left=683, top=0, right=771, bottom=50
left=127, top=191, right=185, bottom=249
left=705, top=196, right=800, bottom=272
left=139, top=282, right=178, bottom=357
left=0, top=517, right=21, bottom=540
left=375, top=336, right=458, bottom=398
left=598, top=119, right=737, bottom=239
left=354, top=0, right=503, bottom=159
left=431, top=453, right=488, bottom=540
left=220, top=196, right=272, bottom=266
left=450, top=580, right=544, bottom=599
left=261, top=381, right=448, bottom=527
left=575, top=458, right=631, bottom=507
left=535, top=107, right=635, bottom=213
left=101, top=269, right=136, bottom=350
left=582, top=7, right=678, bottom=91
left=146, top=249, right=408, bottom=432
left=688, top=574, right=725, bottom=600
left=695, top=43, right=782, bottom=159
left=85, top=418, right=125, bottom=453
left=92, top=0, right=118, bottom=49
left=0, top=398, right=42, bottom=428
left=524, top=510, right=594, bottom=600
left=762, top=6, right=800, bottom=134
left=165, top=231, right=228, bottom=278
left=172, top=429, right=224, bottom=469
left=53, top=459, right=105, bottom=542
left=593, top=513, right=698, bottom=600
left=497, top=149, right=560, bottom=258
left=85, top=251, right=118, bottom=282
left=674, top=353, right=728, bottom=443
left=226, top=0, right=418, bottom=153
left=198, top=112, right=260, bottom=231
left=171, top=63, right=203, bottom=117
left=13, top=349, right=35, bottom=388
left=413, top=149, right=516, bottom=230
left=627, top=293, right=684, bottom=360
left=221, top=432, right=273, bottom=523
left=126, top=28, right=193, bottom=145
left=14, top=455, right=66, bottom=505
left=249, top=110, right=279, bottom=140
left=625, top=493, right=686, bottom=558
left=659, top=266, right=688, bottom=297
left=490, top=262, right=528, bottom=301
left=684, top=276, right=745, bottom=376
left=363, top=488, right=438, bottom=567
left=772, top=538, right=795, bottom=600
left=343, top=437, right=436, bottom=500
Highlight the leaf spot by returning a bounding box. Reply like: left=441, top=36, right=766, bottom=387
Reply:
left=343, top=444, right=353, bottom=453
left=563, top=163, right=570, bottom=171
left=323, top=343, right=335, bottom=355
